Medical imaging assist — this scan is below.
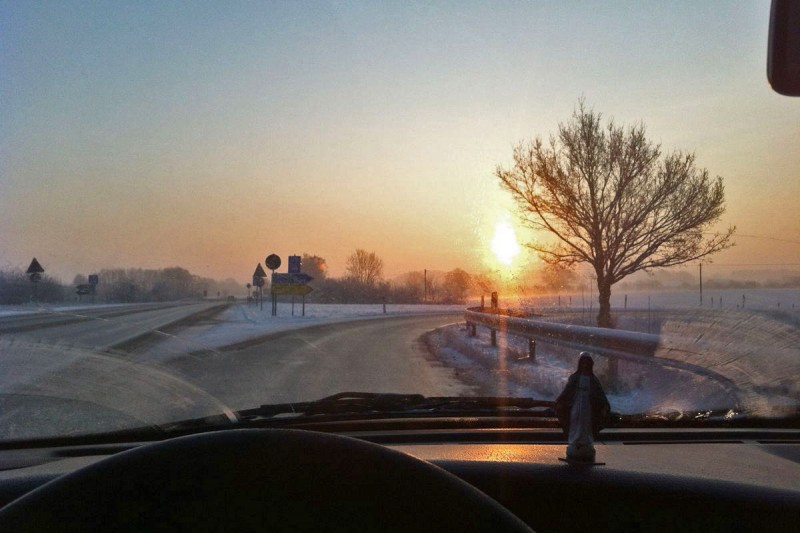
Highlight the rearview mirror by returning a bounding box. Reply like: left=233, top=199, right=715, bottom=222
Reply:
left=768, top=0, right=800, bottom=96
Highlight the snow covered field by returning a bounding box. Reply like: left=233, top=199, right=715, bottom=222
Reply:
left=428, top=324, right=741, bottom=415
left=508, top=288, right=800, bottom=318
left=427, top=299, right=800, bottom=416
left=0, top=302, right=131, bottom=318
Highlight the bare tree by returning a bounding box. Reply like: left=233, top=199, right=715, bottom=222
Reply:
left=345, top=249, right=384, bottom=287
left=496, top=101, right=734, bottom=327
left=442, top=268, right=472, bottom=303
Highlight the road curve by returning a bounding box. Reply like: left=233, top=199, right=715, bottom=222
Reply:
left=162, top=314, right=476, bottom=410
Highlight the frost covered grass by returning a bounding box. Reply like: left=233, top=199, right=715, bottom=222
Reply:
left=429, top=298, right=800, bottom=416
left=509, top=288, right=800, bottom=313
left=426, top=324, right=737, bottom=415
left=0, top=302, right=132, bottom=317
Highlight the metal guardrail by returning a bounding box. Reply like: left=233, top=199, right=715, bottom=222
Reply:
left=463, top=307, right=742, bottom=403
left=464, top=307, right=660, bottom=359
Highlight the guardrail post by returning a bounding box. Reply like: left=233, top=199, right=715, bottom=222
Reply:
left=528, top=339, right=536, bottom=360
left=490, top=329, right=497, bottom=346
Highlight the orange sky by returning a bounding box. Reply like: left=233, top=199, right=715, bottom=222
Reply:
left=2, top=2, right=798, bottom=285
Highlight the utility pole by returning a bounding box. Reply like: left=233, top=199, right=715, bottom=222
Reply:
left=424, top=269, right=427, bottom=302
left=699, top=262, right=703, bottom=305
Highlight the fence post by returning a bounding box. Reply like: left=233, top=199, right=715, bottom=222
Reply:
left=490, top=329, right=497, bottom=346
left=528, top=338, right=536, bottom=360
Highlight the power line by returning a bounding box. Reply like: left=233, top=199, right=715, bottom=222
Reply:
left=701, top=263, right=800, bottom=267
left=703, top=232, right=800, bottom=246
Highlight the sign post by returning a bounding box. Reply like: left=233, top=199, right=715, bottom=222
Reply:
left=88, top=274, right=99, bottom=304
left=26, top=258, right=45, bottom=303
left=265, top=254, right=281, bottom=316
left=271, top=272, right=314, bottom=316
left=288, top=256, right=301, bottom=316
left=253, top=264, right=267, bottom=311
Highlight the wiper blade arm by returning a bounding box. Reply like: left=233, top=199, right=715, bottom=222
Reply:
left=237, top=392, right=555, bottom=421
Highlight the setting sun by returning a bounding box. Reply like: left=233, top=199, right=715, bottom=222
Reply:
left=490, top=220, right=521, bottom=266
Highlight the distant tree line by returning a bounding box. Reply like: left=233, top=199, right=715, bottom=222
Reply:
left=294, top=251, right=478, bottom=305
left=0, top=266, right=242, bottom=305
left=77, top=267, right=243, bottom=303
left=0, top=269, right=65, bottom=304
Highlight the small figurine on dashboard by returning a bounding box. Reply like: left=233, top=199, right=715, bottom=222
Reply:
left=556, top=352, right=610, bottom=465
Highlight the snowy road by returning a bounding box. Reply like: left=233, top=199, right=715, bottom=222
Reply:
left=0, top=308, right=474, bottom=439
left=0, top=302, right=227, bottom=352
left=155, top=313, right=475, bottom=410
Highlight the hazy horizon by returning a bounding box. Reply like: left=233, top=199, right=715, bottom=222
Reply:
left=2, top=1, right=798, bottom=285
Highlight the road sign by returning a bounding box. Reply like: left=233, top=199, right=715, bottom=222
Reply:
left=288, top=255, right=301, bottom=274
left=253, top=263, right=267, bottom=278
left=252, top=276, right=265, bottom=287
left=88, top=274, right=99, bottom=286
left=271, top=284, right=313, bottom=296
left=272, top=273, right=314, bottom=285
left=26, top=258, right=44, bottom=274
left=76, top=284, right=92, bottom=295
left=265, top=254, right=281, bottom=271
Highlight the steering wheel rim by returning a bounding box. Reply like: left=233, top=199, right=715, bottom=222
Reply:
left=0, top=428, right=531, bottom=531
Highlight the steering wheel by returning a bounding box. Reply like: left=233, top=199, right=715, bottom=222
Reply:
left=0, top=428, right=531, bottom=531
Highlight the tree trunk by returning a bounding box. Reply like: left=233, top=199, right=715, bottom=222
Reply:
left=596, top=279, right=613, bottom=328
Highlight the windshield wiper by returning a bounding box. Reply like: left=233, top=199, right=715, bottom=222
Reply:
left=610, top=407, right=800, bottom=429
left=236, top=392, right=556, bottom=422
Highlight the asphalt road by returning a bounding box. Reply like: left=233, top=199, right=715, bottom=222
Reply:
left=1, top=311, right=473, bottom=439
left=160, top=314, right=476, bottom=410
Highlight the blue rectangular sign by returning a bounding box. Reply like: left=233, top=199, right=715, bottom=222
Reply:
left=288, top=255, right=301, bottom=274
left=272, top=273, right=313, bottom=285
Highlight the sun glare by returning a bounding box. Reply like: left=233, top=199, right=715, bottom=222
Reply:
left=490, top=220, right=521, bottom=266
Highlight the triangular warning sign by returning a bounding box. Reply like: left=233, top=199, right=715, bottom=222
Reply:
left=253, top=263, right=267, bottom=278
left=26, top=258, right=45, bottom=274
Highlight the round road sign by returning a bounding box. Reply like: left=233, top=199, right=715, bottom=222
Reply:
left=265, top=254, right=281, bottom=271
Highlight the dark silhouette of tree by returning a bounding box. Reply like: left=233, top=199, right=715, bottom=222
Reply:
left=0, top=269, right=65, bottom=304
left=442, top=268, right=472, bottom=303
left=301, top=254, right=328, bottom=280
left=395, top=271, right=426, bottom=302
left=345, top=249, right=384, bottom=287
left=496, top=101, right=734, bottom=327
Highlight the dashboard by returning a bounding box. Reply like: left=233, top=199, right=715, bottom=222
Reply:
left=1, top=425, right=798, bottom=531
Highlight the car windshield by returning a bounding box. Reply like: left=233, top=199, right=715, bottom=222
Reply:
left=1, top=0, right=798, bottom=441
